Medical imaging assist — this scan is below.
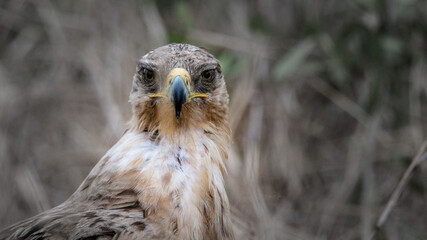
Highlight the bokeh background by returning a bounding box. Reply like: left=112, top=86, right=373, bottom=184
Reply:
left=1, top=0, right=427, bottom=239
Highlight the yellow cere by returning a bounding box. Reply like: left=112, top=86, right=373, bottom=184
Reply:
left=166, top=68, right=191, bottom=86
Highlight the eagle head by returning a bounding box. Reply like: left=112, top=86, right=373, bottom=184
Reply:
left=128, top=43, right=230, bottom=141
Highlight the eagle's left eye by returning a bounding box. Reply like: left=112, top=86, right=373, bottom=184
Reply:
left=143, top=68, right=154, bottom=81
left=201, top=69, right=215, bottom=81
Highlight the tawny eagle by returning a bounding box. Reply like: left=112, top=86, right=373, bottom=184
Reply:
left=0, top=44, right=234, bottom=240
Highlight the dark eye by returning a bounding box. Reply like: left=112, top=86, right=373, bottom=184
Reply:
left=201, top=69, right=215, bottom=81
left=142, top=68, right=154, bottom=81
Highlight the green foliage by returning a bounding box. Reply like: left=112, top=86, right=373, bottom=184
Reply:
left=174, top=1, right=193, bottom=28
left=217, top=52, right=249, bottom=79
left=250, top=16, right=276, bottom=37
left=273, top=39, right=318, bottom=80
left=272, top=0, right=426, bottom=120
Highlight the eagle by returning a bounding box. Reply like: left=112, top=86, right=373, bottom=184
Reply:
left=0, top=44, right=234, bottom=240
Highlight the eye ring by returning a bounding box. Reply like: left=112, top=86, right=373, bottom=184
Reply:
left=142, top=68, right=154, bottom=81
left=201, top=69, right=215, bottom=81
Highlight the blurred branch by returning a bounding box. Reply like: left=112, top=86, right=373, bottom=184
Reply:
left=229, top=59, right=258, bottom=132
left=273, top=39, right=316, bottom=80
left=141, top=1, right=167, bottom=46
left=306, top=78, right=392, bottom=145
left=188, top=29, right=272, bottom=58
left=370, top=140, right=427, bottom=240
left=16, top=167, right=51, bottom=213
left=307, top=77, right=369, bottom=125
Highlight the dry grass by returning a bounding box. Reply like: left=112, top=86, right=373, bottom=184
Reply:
left=1, top=1, right=426, bottom=239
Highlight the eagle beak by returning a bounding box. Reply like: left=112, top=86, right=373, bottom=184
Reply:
left=169, top=75, right=190, bottom=119
left=166, top=68, right=191, bottom=119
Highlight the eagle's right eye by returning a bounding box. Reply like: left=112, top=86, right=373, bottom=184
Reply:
left=142, top=68, right=154, bottom=81
left=201, top=69, right=215, bottom=81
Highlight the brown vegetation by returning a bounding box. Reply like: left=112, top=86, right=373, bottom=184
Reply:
left=0, top=1, right=426, bottom=239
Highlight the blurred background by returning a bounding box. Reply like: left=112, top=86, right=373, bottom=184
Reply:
left=1, top=0, right=426, bottom=239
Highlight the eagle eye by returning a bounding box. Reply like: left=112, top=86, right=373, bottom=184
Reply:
left=201, top=69, right=215, bottom=81
left=142, top=68, right=154, bottom=81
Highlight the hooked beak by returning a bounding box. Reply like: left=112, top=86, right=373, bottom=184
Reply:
left=168, top=75, right=189, bottom=119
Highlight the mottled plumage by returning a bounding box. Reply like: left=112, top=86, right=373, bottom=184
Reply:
left=0, top=44, right=234, bottom=240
